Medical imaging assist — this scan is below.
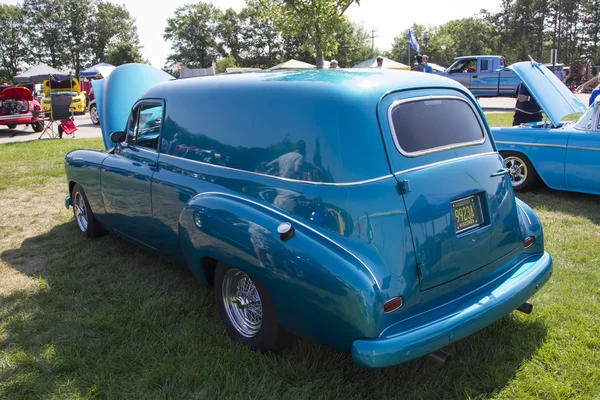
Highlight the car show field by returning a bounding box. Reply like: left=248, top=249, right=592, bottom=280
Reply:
left=0, top=136, right=599, bottom=398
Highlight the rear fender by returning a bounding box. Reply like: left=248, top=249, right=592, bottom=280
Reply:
left=179, top=192, right=381, bottom=351
left=515, top=198, right=544, bottom=254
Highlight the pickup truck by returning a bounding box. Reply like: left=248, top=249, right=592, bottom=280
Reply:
left=439, top=55, right=521, bottom=98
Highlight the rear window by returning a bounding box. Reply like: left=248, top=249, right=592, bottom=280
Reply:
left=389, top=97, right=485, bottom=156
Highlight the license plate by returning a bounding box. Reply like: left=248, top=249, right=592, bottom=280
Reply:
left=451, top=195, right=483, bottom=233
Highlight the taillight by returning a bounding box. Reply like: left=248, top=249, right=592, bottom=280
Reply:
left=524, top=236, right=535, bottom=248
left=383, top=297, right=404, bottom=313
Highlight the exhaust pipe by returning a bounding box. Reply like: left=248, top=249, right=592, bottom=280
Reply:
left=428, top=350, right=451, bottom=366
left=517, top=302, right=533, bottom=314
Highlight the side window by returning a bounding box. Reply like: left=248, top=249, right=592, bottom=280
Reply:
left=480, top=59, right=490, bottom=72
left=126, top=107, right=139, bottom=144
left=389, top=97, right=485, bottom=156
left=136, top=103, right=163, bottom=150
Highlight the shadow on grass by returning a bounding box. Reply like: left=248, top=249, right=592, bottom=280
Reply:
left=1, top=221, right=548, bottom=399
left=517, top=186, right=600, bottom=225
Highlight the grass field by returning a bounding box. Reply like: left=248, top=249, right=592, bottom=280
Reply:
left=1, top=126, right=599, bottom=399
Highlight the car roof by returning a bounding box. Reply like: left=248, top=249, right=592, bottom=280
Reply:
left=142, top=68, right=471, bottom=106
left=454, top=55, right=504, bottom=60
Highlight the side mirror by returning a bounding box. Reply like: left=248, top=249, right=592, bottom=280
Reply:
left=110, top=131, right=126, bottom=143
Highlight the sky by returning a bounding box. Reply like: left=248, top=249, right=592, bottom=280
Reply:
left=4, top=0, right=502, bottom=67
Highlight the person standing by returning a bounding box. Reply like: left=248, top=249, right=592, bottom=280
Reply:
left=512, top=83, right=542, bottom=126
left=412, top=55, right=425, bottom=72
left=422, top=55, right=433, bottom=73
left=375, top=56, right=383, bottom=68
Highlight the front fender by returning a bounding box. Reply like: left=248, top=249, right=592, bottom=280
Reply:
left=178, top=192, right=381, bottom=351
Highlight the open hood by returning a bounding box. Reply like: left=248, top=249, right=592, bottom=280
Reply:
left=43, top=77, right=81, bottom=95
left=0, top=86, right=33, bottom=101
left=507, top=61, right=587, bottom=127
left=92, top=63, right=173, bottom=150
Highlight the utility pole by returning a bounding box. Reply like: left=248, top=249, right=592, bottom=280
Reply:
left=370, top=28, right=378, bottom=53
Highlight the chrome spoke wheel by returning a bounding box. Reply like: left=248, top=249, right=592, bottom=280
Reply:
left=504, top=156, right=528, bottom=187
left=222, top=268, right=263, bottom=337
left=90, top=106, right=98, bottom=124
left=74, top=192, right=88, bottom=232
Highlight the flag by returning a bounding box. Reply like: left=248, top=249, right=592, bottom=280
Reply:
left=408, top=30, right=420, bottom=52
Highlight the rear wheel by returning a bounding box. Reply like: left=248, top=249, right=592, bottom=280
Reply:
left=502, top=152, right=538, bottom=192
left=215, top=263, right=292, bottom=352
left=71, top=184, right=106, bottom=238
left=7, top=124, right=17, bottom=129
left=32, top=121, right=44, bottom=132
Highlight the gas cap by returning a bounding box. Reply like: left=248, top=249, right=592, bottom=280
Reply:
left=277, top=222, right=294, bottom=241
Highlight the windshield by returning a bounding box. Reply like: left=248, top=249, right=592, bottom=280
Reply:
left=574, top=105, right=596, bottom=130
left=50, top=91, right=77, bottom=97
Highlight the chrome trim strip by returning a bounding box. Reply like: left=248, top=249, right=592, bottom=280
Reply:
left=495, top=141, right=567, bottom=149
left=194, top=191, right=380, bottom=288
left=394, top=152, right=497, bottom=176
left=387, top=95, right=487, bottom=158
left=567, top=145, right=600, bottom=152
left=0, top=113, right=33, bottom=121
left=158, top=153, right=394, bottom=186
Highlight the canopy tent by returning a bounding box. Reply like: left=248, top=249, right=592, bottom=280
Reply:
left=353, top=57, right=410, bottom=70
left=268, top=59, right=316, bottom=70
left=80, top=62, right=116, bottom=78
left=13, top=62, right=71, bottom=83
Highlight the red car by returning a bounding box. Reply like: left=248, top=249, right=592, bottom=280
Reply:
left=0, top=86, right=44, bottom=132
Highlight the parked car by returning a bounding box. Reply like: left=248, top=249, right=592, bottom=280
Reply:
left=64, top=64, right=552, bottom=369
left=0, top=86, right=44, bottom=132
left=491, top=61, right=597, bottom=194
left=439, top=56, right=521, bottom=98
left=41, top=76, right=87, bottom=115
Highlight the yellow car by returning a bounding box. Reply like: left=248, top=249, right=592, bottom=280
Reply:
left=40, top=77, right=87, bottom=115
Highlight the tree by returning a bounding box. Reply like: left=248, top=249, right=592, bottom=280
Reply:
left=331, top=21, right=372, bottom=67
left=23, top=0, right=70, bottom=69
left=62, top=0, right=94, bottom=76
left=163, top=2, right=222, bottom=68
left=88, top=1, right=140, bottom=65
left=0, top=4, right=29, bottom=78
left=249, top=0, right=360, bottom=68
left=237, top=6, right=284, bottom=68
left=216, top=56, right=238, bottom=73
left=106, top=39, right=147, bottom=66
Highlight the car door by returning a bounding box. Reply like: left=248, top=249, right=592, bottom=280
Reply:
left=447, top=59, right=476, bottom=91
left=471, top=58, right=498, bottom=97
left=565, top=103, right=600, bottom=194
left=101, top=100, right=164, bottom=248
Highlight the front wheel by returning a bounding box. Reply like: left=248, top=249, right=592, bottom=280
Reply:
left=502, top=152, right=538, bottom=192
left=90, top=104, right=99, bottom=125
left=71, top=184, right=106, bottom=238
left=215, top=263, right=292, bottom=352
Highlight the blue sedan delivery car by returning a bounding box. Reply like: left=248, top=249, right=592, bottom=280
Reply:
left=64, top=64, right=552, bottom=368
left=492, top=61, right=598, bottom=194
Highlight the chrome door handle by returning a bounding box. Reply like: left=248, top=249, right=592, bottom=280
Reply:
left=490, top=168, right=510, bottom=177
